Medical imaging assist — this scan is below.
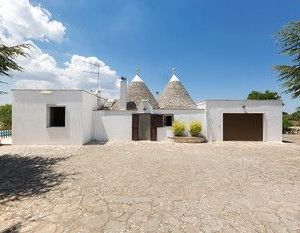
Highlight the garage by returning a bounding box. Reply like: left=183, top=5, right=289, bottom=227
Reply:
left=223, top=113, right=263, bottom=141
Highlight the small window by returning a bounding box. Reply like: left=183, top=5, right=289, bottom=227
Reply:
left=163, top=115, right=173, bottom=127
left=49, top=107, right=65, bottom=127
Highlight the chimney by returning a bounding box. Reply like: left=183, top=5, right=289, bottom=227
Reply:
left=120, top=77, right=127, bottom=110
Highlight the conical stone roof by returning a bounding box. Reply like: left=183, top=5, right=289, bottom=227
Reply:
left=127, top=74, right=159, bottom=110
left=111, top=74, right=159, bottom=110
left=158, top=74, right=196, bottom=110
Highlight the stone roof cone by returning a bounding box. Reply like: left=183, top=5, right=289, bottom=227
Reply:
left=126, top=68, right=159, bottom=109
left=158, top=68, right=196, bottom=110
left=111, top=69, right=158, bottom=110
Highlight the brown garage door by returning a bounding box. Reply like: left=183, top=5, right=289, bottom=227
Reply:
left=223, top=113, right=263, bottom=141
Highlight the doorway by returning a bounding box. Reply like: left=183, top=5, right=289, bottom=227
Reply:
left=138, top=114, right=151, bottom=140
left=132, top=114, right=163, bottom=141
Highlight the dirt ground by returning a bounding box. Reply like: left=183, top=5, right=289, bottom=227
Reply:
left=0, top=141, right=299, bottom=232
left=283, top=134, right=300, bottom=145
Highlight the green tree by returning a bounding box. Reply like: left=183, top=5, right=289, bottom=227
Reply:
left=282, top=115, right=291, bottom=133
left=274, top=21, right=300, bottom=98
left=247, top=90, right=281, bottom=100
left=0, top=104, right=12, bottom=130
left=0, top=43, right=30, bottom=94
left=289, top=110, right=300, bottom=121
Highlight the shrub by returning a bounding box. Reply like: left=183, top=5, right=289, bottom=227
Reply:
left=172, top=120, right=186, bottom=137
left=0, top=104, right=12, bottom=130
left=282, top=116, right=291, bottom=133
left=188, top=120, right=202, bottom=137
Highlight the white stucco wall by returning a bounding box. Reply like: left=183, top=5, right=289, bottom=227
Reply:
left=93, top=111, right=132, bottom=141
left=12, top=90, right=97, bottom=145
left=13, top=90, right=282, bottom=144
left=93, top=110, right=206, bottom=141
left=205, top=100, right=282, bottom=142
left=81, top=92, right=98, bottom=144
left=155, top=110, right=207, bottom=140
left=157, top=127, right=173, bottom=141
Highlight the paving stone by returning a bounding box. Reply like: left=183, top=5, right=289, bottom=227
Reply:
left=103, top=220, right=126, bottom=233
left=140, top=216, right=161, bottom=232
left=0, top=142, right=300, bottom=232
left=128, top=210, right=147, bottom=228
left=32, top=223, right=57, bottom=233
left=80, top=213, right=108, bottom=230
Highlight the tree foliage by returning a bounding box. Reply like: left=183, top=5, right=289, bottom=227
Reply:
left=283, top=110, right=300, bottom=128
left=0, top=43, right=30, bottom=94
left=0, top=104, right=12, bottom=130
left=282, top=115, right=291, bottom=133
left=289, top=110, right=300, bottom=121
left=247, top=90, right=281, bottom=100
left=274, top=21, right=300, bottom=98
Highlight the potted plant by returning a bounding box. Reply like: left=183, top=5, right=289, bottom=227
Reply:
left=171, top=120, right=186, bottom=137
left=170, top=120, right=206, bottom=143
left=188, top=120, right=202, bottom=137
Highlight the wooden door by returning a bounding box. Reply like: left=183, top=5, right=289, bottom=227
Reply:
left=139, top=114, right=151, bottom=140
left=132, top=114, right=139, bottom=141
left=150, top=114, right=163, bottom=141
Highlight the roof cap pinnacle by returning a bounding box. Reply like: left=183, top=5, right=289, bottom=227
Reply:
left=169, top=67, right=180, bottom=82
left=132, top=67, right=144, bottom=82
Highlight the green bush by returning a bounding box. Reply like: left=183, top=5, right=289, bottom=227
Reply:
left=282, top=116, right=291, bottom=133
left=172, top=120, right=186, bottom=137
left=0, top=104, right=12, bottom=130
left=188, top=120, right=202, bottom=137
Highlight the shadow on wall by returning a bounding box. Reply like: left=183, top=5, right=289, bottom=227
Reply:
left=0, top=154, right=68, bottom=203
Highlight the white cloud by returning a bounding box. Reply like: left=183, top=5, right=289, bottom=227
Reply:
left=0, top=0, right=120, bottom=100
left=15, top=80, right=55, bottom=89
left=0, top=0, right=66, bottom=44
left=14, top=43, right=119, bottom=98
left=59, top=55, right=118, bottom=90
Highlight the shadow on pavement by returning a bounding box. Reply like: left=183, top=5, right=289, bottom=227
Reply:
left=84, top=140, right=107, bottom=145
left=0, top=154, right=67, bottom=203
left=1, top=223, right=21, bottom=233
left=282, top=140, right=294, bottom=143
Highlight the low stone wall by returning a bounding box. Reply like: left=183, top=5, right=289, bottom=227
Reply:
left=169, top=136, right=207, bottom=143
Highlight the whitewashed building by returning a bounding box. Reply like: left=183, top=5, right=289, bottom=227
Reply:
left=12, top=70, right=282, bottom=145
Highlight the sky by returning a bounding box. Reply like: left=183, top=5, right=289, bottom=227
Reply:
left=0, top=0, right=299, bottom=112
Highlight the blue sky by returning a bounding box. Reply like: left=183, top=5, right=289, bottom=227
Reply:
left=2, top=0, right=300, bottom=112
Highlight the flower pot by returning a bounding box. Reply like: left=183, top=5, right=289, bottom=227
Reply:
left=169, top=136, right=207, bottom=143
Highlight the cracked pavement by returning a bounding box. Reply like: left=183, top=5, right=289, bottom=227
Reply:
left=0, top=141, right=300, bottom=232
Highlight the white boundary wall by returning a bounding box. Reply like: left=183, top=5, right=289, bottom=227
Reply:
left=93, top=109, right=206, bottom=141
left=155, top=110, right=206, bottom=140
left=205, top=100, right=282, bottom=142
left=93, top=111, right=132, bottom=141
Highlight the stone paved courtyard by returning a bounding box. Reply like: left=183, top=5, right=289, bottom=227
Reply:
left=0, top=141, right=300, bottom=232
